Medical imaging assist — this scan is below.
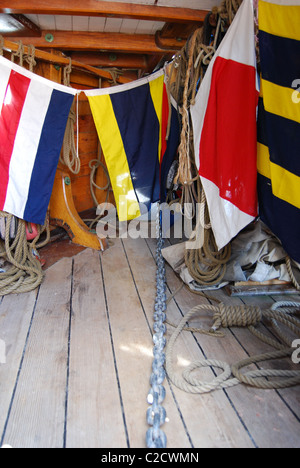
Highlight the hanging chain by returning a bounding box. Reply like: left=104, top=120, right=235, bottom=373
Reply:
left=146, top=204, right=168, bottom=448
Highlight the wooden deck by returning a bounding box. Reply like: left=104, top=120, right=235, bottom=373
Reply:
left=0, top=237, right=299, bottom=449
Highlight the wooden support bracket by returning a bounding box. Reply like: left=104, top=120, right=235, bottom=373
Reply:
left=49, top=169, right=108, bottom=252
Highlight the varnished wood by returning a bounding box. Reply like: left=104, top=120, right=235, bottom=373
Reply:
left=0, top=13, right=41, bottom=36
left=9, top=30, right=185, bottom=54
left=69, top=52, right=148, bottom=70
left=1, top=0, right=208, bottom=24
left=2, top=38, right=133, bottom=84
left=1, top=239, right=299, bottom=448
left=49, top=169, right=108, bottom=252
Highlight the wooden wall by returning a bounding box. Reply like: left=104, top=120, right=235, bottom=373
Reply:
left=69, top=70, right=115, bottom=214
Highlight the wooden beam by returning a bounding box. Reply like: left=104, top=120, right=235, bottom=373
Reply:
left=69, top=52, right=148, bottom=70
left=2, top=38, right=133, bottom=83
left=9, top=30, right=184, bottom=54
left=0, top=13, right=41, bottom=36
left=0, top=0, right=208, bottom=24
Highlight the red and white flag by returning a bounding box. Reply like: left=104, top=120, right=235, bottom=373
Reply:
left=0, top=56, right=76, bottom=225
left=191, top=0, right=259, bottom=250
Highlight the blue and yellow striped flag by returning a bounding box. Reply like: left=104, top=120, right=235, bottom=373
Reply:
left=85, top=70, right=177, bottom=222
left=257, top=0, right=300, bottom=262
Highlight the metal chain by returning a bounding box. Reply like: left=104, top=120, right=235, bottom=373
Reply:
left=146, top=204, right=168, bottom=448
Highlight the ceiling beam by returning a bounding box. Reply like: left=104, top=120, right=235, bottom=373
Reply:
left=1, top=0, right=208, bottom=24
left=2, top=38, right=133, bottom=83
left=8, top=30, right=185, bottom=54
left=0, top=13, right=41, bottom=36
left=69, top=52, right=149, bottom=70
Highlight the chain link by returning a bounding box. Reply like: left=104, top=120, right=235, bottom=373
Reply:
left=146, top=204, right=168, bottom=448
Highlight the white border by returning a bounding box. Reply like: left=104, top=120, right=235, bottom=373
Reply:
left=84, top=69, right=164, bottom=97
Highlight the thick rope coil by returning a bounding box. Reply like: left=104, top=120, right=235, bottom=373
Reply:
left=184, top=182, right=231, bottom=287
left=0, top=212, right=44, bottom=296
left=166, top=302, right=300, bottom=394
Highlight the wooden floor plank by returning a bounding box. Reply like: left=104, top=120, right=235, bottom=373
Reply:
left=66, top=248, right=128, bottom=448
left=142, top=238, right=256, bottom=448
left=122, top=237, right=193, bottom=448
left=149, top=237, right=300, bottom=448
left=1, top=258, right=73, bottom=448
left=0, top=235, right=299, bottom=449
left=213, top=289, right=300, bottom=448
left=237, top=292, right=300, bottom=422
left=269, top=293, right=300, bottom=421
left=101, top=238, right=168, bottom=448
left=0, top=290, right=38, bottom=443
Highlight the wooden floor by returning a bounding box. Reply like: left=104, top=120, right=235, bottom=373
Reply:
left=0, top=237, right=299, bottom=448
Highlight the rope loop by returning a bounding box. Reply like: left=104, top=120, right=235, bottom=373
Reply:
left=211, top=304, right=262, bottom=332
left=166, top=301, right=300, bottom=393
left=63, top=57, right=72, bottom=87
left=25, top=44, right=36, bottom=72
left=11, top=41, right=24, bottom=66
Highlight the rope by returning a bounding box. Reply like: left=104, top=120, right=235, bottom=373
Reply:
left=24, top=45, right=36, bottom=72
left=60, top=58, right=81, bottom=175
left=0, top=48, right=50, bottom=297
left=83, top=152, right=113, bottom=230
left=11, top=41, right=24, bottom=67
left=286, top=256, right=300, bottom=292
left=167, top=0, right=242, bottom=290
left=0, top=212, right=44, bottom=296
left=60, top=106, right=81, bottom=175
left=175, top=29, right=199, bottom=189
left=184, top=180, right=231, bottom=287
left=166, top=302, right=300, bottom=393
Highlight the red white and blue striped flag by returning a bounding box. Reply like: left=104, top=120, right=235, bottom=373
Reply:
left=0, top=55, right=77, bottom=225
left=191, top=0, right=259, bottom=251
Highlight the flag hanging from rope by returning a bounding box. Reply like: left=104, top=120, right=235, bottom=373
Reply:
left=0, top=55, right=76, bottom=225
left=257, top=0, right=300, bottom=263
left=85, top=70, right=179, bottom=222
left=191, top=0, right=259, bottom=251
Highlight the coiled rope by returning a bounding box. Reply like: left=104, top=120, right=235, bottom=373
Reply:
left=167, top=0, right=242, bottom=289
left=166, top=301, right=300, bottom=394
left=0, top=212, right=48, bottom=296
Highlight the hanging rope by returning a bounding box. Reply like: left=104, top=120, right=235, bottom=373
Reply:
left=60, top=58, right=81, bottom=175
left=183, top=179, right=232, bottom=287
left=167, top=0, right=243, bottom=289
left=166, top=301, right=300, bottom=394
left=11, top=41, right=24, bottom=67
left=83, top=151, right=113, bottom=230
left=24, top=44, right=36, bottom=72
